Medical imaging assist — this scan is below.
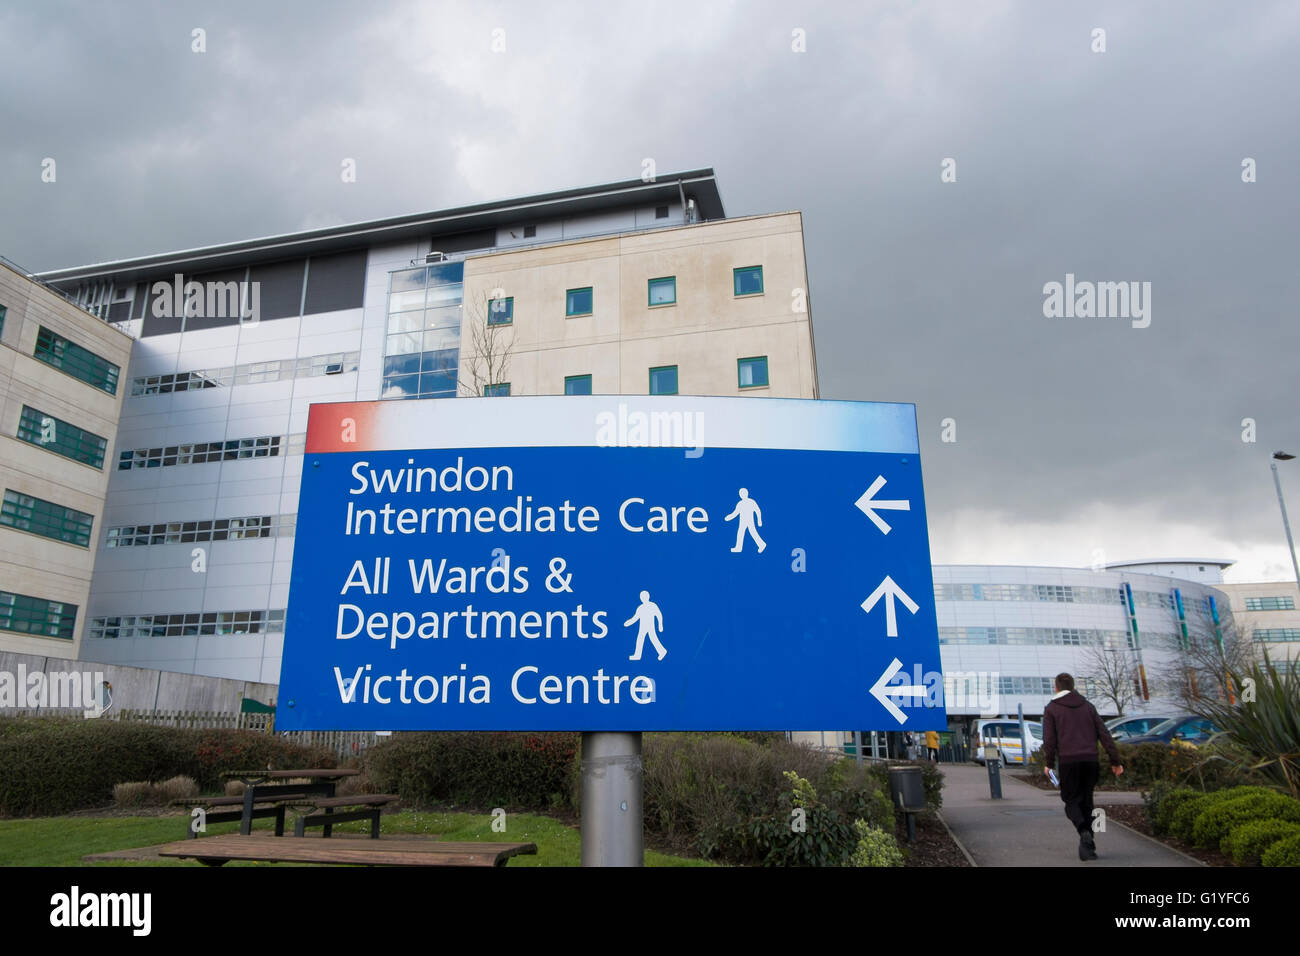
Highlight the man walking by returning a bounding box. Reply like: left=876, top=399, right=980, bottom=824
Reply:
left=1042, top=673, right=1124, bottom=860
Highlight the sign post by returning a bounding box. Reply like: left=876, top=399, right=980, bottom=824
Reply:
left=277, top=395, right=947, bottom=864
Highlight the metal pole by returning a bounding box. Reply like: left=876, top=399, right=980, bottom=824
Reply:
left=1272, top=461, right=1300, bottom=585
left=580, top=732, right=643, bottom=867
left=1017, top=703, right=1029, bottom=768
left=853, top=730, right=862, bottom=766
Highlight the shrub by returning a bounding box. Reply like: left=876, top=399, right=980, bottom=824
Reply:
left=1168, top=786, right=1276, bottom=842
left=847, top=819, right=903, bottom=867
left=1192, top=653, right=1300, bottom=798
left=1262, top=833, right=1300, bottom=867
left=156, top=775, right=199, bottom=803
left=1191, top=793, right=1300, bottom=848
left=113, top=782, right=153, bottom=808
left=225, top=780, right=245, bottom=797
left=364, top=732, right=579, bottom=809
left=1145, top=784, right=1195, bottom=834
left=1222, top=819, right=1300, bottom=866
left=1190, top=790, right=1300, bottom=848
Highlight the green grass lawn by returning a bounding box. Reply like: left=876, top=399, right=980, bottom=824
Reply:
left=0, top=810, right=714, bottom=867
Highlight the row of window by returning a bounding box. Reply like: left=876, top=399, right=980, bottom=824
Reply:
left=485, top=356, right=771, bottom=397
left=0, top=303, right=6, bottom=338
left=933, top=581, right=1213, bottom=614
left=106, top=514, right=295, bottom=548
left=0, top=490, right=94, bottom=548
left=938, top=626, right=1139, bottom=650
left=116, top=434, right=304, bottom=471
left=34, top=326, right=120, bottom=395
left=1254, top=628, right=1300, bottom=642
left=89, top=609, right=285, bottom=640
left=486, top=266, right=765, bottom=327
left=0, top=590, right=77, bottom=640
left=17, top=406, right=109, bottom=470
left=131, top=351, right=361, bottom=396
left=1245, top=596, right=1295, bottom=611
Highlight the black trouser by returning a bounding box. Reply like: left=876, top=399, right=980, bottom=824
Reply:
left=1058, top=759, right=1100, bottom=835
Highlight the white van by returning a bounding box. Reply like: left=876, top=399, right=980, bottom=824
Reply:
left=972, top=719, right=1044, bottom=766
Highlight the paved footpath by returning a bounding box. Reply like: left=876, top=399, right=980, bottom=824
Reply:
left=937, top=764, right=1203, bottom=867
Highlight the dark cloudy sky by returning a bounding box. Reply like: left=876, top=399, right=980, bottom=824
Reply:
left=3, top=1, right=1298, bottom=581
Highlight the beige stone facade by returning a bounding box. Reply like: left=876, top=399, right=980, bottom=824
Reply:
left=459, top=212, right=818, bottom=400
left=1218, top=580, right=1300, bottom=669
left=0, top=261, right=132, bottom=659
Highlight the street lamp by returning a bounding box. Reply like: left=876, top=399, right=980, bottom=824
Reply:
left=1270, top=452, right=1300, bottom=585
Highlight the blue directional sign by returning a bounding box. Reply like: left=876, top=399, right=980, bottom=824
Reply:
left=276, top=396, right=947, bottom=731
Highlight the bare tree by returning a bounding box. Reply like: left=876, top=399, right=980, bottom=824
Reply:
left=1154, top=614, right=1256, bottom=711
left=1079, top=643, right=1139, bottom=717
left=457, top=290, right=515, bottom=397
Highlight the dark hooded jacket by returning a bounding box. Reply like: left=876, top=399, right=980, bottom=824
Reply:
left=1042, top=690, right=1122, bottom=765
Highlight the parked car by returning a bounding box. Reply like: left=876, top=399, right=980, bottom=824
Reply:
left=1105, top=714, right=1174, bottom=740
left=972, top=719, right=1044, bottom=766
left=1121, top=715, right=1222, bottom=747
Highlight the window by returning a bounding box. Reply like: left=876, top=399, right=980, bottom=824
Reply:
left=488, top=297, right=514, bottom=326
left=1254, top=628, right=1300, bottom=642
left=565, top=374, right=592, bottom=395
left=733, top=265, right=764, bottom=296
left=16, top=406, right=108, bottom=469
left=1, top=490, right=94, bottom=548
left=648, top=277, right=676, bottom=306
left=523, top=225, right=536, bottom=238
left=88, top=608, right=284, bottom=640
left=0, top=304, right=6, bottom=339
left=105, top=514, right=292, bottom=548
left=33, top=326, right=120, bottom=394
left=116, top=434, right=297, bottom=471
left=738, top=356, right=769, bottom=388
left=649, top=365, right=678, bottom=395
left=1245, top=596, right=1295, bottom=611
left=485, top=383, right=510, bottom=397
left=0, top=590, right=76, bottom=640
left=655, top=205, right=669, bottom=219
left=566, top=287, right=593, bottom=317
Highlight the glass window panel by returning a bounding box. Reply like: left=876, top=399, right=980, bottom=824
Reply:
left=423, top=305, right=462, bottom=330
left=390, top=267, right=428, bottom=292
left=648, top=277, right=676, bottom=305
left=387, top=313, right=423, bottom=334
left=386, top=332, right=422, bottom=355
left=566, top=287, right=593, bottom=316
left=388, top=289, right=428, bottom=313
left=565, top=374, right=593, bottom=395
left=384, top=353, right=421, bottom=377
left=382, top=374, right=419, bottom=399
left=649, top=365, right=678, bottom=395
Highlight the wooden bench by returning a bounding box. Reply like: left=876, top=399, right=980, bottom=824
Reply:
left=156, top=834, right=538, bottom=867
left=172, top=795, right=290, bottom=839
left=290, top=794, right=399, bottom=839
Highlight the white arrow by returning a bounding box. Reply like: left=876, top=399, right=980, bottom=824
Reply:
left=854, top=475, right=910, bottom=534
left=860, top=576, right=919, bottom=637
left=870, top=657, right=928, bottom=725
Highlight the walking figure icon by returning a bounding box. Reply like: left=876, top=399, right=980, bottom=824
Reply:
left=625, top=590, right=667, bottom=661
left=725, top=487, right=766, bottom=553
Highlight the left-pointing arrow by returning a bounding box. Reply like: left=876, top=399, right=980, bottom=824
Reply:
left=854, top=475, right=910, bottom=534
left=870, top=657, right=927, bottom=725
left=860, top=575, right=919, bottom=637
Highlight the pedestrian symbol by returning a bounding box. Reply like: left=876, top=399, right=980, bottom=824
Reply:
left=725, top=488, right=766, bottom=553
left=625, top=590, right=667, bottom=661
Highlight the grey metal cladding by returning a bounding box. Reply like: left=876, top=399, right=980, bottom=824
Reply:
left=249, top=259, right=307, bottom=321
left=183, top=268, right=247, bottom=331
left=303, top=249, right=367, bottom=314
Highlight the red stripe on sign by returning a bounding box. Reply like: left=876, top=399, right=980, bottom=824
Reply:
left=306, top=401, right=384, bottom=453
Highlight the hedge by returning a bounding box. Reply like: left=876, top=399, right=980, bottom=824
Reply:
left=364, top=731, right=580, bottom=809
left=1190, top=793, right=1300, bottom=849
left=1262, top=833, right=1300, bottom=867
left=0, top=716, right=336, bottom=816
left=1221, top=819, right=1300, bottom=866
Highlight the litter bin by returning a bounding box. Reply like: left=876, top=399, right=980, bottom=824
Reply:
left=888, top=766, right=926, bottom=842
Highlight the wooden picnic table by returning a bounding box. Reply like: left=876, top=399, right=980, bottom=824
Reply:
left=157, top=834, right=538, bottom=867
left=223, top=769, right=361, bottom=835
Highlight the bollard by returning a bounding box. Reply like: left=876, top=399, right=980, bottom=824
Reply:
left=985, top=744, right=1002, bottom=799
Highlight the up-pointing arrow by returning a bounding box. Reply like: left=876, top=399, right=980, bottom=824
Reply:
left=870, top=657, right=927, bottom=725
left=854, top=475, right=910, bottom=534
left=861, top=576, right=919, bottom=637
